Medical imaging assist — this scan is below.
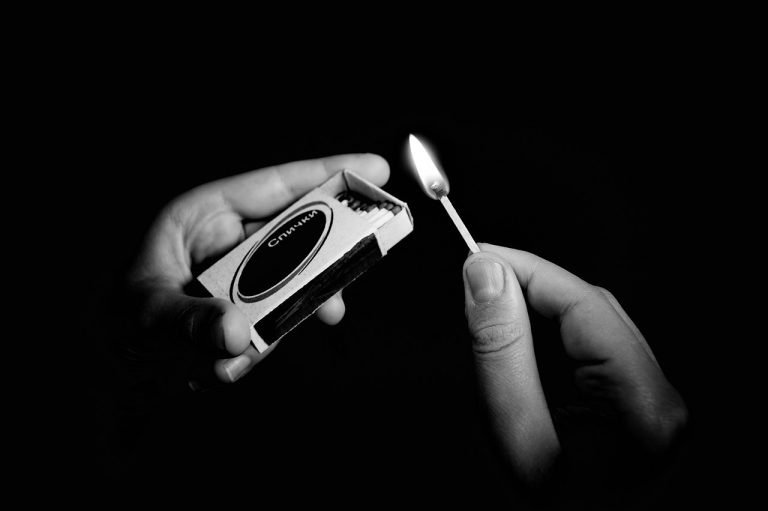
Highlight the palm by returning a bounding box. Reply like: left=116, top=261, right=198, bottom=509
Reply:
left=180, top=198, right=266, bottom=279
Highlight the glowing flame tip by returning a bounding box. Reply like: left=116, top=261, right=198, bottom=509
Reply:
left=407, top=134, right=449, bottom=200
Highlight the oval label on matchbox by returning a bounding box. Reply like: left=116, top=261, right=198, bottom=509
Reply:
left=231, top=201, right=333, bottom=303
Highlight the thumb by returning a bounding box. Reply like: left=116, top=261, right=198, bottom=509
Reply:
left=463, top=252, right=560, bottom=483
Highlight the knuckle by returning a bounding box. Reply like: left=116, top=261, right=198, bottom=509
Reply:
left=564, top=285, right=614, bottom=318
left=629, top=384, right=689, bottom=452
left=177, top=300, right=222, bottom=348
left=471, top=318, right=527, bottom=355
left=594, top=285, right=616, bottom=303
left=176, top=302, right=203, bottom=341
left=648, top=391, right=689, bottom=444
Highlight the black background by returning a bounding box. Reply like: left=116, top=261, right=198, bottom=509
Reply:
left=53, top=43, right=735, bottom=507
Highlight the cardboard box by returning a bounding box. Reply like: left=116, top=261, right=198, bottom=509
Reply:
left=197, top=170, right=414, bottom=352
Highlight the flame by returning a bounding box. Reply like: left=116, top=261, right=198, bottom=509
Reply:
left=408, top=134, right=449, bottom=200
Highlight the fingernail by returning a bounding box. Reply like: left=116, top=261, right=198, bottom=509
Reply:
left=222, top=355, right=251, bottom=382
left=466, top=259, right=505, bottom=302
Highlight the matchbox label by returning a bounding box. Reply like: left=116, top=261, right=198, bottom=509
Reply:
left=230, top=201, right=333, bottom=303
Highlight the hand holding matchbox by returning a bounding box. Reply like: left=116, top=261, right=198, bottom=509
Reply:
left=197, top=170, right=414, bottom=353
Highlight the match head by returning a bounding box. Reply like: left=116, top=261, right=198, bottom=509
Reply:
left=430, top=181, right=448, bottom=198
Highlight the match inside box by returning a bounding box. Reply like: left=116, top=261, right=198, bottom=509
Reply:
left=197, top=170, right=414, bottom=353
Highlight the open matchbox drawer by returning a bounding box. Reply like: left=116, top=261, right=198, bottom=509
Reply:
left=197, top=170, right=414, bottom=352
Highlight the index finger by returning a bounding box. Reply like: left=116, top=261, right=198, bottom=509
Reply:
left=212, top=153, right=390, bottom=218
left=477, top=243, right=653, bottom=364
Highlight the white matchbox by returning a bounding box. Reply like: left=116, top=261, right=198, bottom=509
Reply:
left=196, top=170, right=414, bottom=353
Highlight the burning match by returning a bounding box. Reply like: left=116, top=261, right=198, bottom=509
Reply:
left=408, top=134, right=480, bottom=253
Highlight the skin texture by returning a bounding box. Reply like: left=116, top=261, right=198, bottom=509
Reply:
left=127, top=153, right=389, bottom=383
left=463, top=244, right=688, bottom=485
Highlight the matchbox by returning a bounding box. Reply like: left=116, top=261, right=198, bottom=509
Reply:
left=197, top=170, right=413, bottom=352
